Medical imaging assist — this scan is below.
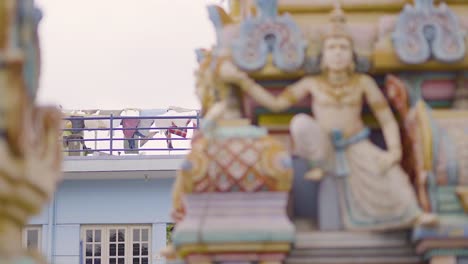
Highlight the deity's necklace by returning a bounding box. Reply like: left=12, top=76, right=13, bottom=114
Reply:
left=318, top=72, right=358, bottom=101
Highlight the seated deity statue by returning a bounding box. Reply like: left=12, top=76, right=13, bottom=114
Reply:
left=219, top=5, right=438, bottom=231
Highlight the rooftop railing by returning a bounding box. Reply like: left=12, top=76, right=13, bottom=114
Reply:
left=62, top=113, right=200, bottom=156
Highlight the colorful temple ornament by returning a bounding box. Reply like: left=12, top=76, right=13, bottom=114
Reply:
left=231, top=0, right=307, bottom=72
left=393, top=0, right=466, bottom=64
left=168, top=0, right=468, bottom=263
left=221, top=3, right=440, bottom=231
left=0, top=0, right=62, bottom=263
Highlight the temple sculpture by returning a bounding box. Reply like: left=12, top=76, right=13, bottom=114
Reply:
left=0, top=0, right=62, bottom=263
left=220, top=3, right=439, bottom=231
left=167, top=0, right=468, bottom=263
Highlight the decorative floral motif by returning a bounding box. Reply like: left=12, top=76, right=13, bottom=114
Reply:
left=231, top=0, right=306, bottom=72
left=393, top=0, right=465, bottom=64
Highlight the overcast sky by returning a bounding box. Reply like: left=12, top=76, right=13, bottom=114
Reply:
left=35, top=0, right=224, bottom=110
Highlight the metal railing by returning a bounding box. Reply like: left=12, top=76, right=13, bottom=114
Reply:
left=61, top=114, right=200, bottom=156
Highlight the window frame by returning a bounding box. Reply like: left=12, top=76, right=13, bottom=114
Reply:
left=130, top=226, right=151, bottom=264
left=81, top=225, right=152, bottom=264
left=82, top=226, right=104, bottom=264
left=22, top=225, right=42, bottom=251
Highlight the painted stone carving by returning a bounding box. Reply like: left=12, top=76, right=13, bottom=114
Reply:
left=167, top=119, right=295, bottom=263
left=166, top=114, right=295, bottom=263
left=0, top=0, right=62, bottom=263
left=166, top=2, right=295, bottom=263
left=231, top=0, right=307, bottom=72
left=393, top=0, right=466, bottom=64
left=220, top=5, right=439, bottom=231
left=194, top=0, right=468, bottom=263
left=385, top=75, right=468, bottom=261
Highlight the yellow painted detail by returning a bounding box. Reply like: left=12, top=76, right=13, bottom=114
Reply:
left=431, top=110, right=468, bottom=119
left=177, top=243, right=291, bottom=258
left=414, top=101, right=433, bottom=171
left=258, top=114, right=295, bottom=126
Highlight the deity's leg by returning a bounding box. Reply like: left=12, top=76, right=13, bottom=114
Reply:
left=290, top=114, right=342, bottom=230
left=290, top=113, right=329, bottom=163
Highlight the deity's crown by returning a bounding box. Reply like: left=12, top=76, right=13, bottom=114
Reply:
left=323, top=3, right=353, bottom=42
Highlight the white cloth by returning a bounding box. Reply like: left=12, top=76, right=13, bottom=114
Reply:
left=137, top=109, right=167, bottom=137
left=153, top=110, right=197, bottom=133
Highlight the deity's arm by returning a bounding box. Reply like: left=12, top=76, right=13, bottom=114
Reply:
left=238, top=75, right=311, bottom=112
left=218, top=61, right=310, bottom=112
left=362, top=75, right=402, bottom=162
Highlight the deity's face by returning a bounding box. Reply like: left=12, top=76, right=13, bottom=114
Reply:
left=321, top=36, right=354, bottom=72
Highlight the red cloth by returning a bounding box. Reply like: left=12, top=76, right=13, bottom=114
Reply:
left=121, top=119, right=140, bottom=138
left=168, top=119, right=192, bottom=138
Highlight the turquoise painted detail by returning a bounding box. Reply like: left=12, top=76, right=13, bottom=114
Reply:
left=428, top=104, right=458, bottom=185
left=442, top=130, right=459, bottom=185
left=200, top=119, right=215, bottom=133
left=393, top=0, right=465, bottom=64
left=212, top=125, right=268, bottom=139
left=398, top=75, right=424, bottom=106
left=423, top=102, right=462, bottom=214
left=424, top=249, right=468, bottom=260
left=207, top=5, right=223, bottom=46
left=231, top=0, right=307, bottom=72
left=427, top=101, right=454, bottom=109
left=412, top=215, right=468, bottom=241
left=199, top=228, right=295, bottom=244
left=436, top=187, right=464, bottom=213
left=437, top=196, right=463, bottom=212
left=15, top=0, right=43, bottom=99
left=330, top=128, right=370, bottom=178
left=173, top=227, right=295, bottom=246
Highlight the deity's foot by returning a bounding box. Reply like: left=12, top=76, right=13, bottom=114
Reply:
left=305, top=168, right=324, bottom=181
left=414, top=213, right=439, bottom=227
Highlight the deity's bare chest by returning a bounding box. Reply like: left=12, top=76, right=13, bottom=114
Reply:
left=313, top=80, right=364, bottom=107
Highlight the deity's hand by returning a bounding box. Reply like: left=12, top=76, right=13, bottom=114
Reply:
left=377, top=151, right=401, bottom=173
left=218, top=60, right=247, bottom=85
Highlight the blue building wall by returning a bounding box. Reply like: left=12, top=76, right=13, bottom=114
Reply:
left=29, top=178, right=175, bottom=264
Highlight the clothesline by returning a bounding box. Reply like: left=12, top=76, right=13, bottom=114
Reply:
left=61, top=106, right=200, bottom=117
left=61, top=107, right=200, bottom=153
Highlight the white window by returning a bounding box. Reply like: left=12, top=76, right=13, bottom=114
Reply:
left=82, top=225, right=151, bottom=264
left=22, top=226, right=42, bottom=251
left=84, top=227, right=103, bottom=264
left=130, top=227, right=150, bottom=264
